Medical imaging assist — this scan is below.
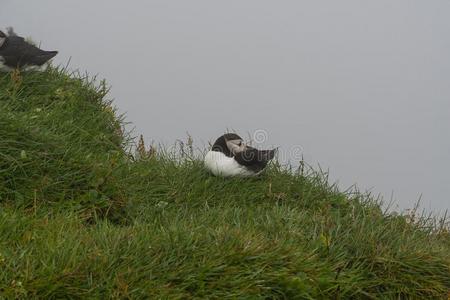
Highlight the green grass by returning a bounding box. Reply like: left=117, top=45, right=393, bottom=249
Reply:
left=0, top=68, right=449, bottom=299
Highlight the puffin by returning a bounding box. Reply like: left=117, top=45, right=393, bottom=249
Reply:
left=204, top=133, right=276, bottom=177
left=0, top=28, right=58, bottom=72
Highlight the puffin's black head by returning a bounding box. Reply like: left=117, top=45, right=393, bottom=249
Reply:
left=0, top=31, right=6, bottom=49
left=211, top=133, right=246, bottom=157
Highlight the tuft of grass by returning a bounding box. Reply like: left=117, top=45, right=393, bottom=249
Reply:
left=0, top=67, right=449, bottom=299
left=0, top=68, right=131, bottom=220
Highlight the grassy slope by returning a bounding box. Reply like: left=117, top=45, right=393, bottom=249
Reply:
left=0, top=68, right=449, bottom=299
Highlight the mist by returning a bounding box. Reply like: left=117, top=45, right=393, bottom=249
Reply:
left=2, top=0, right=449, bottom=213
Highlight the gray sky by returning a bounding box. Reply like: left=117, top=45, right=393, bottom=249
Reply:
left=2, top=0, right=449, bottom=213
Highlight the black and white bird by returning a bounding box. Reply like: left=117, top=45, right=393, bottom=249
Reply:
left=204, top=133, right=276, bottom=177
left=0, top=28, right=58, bottom=72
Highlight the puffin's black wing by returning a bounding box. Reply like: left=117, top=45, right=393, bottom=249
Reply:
left=234, top=147, right=276, bottom=172
left=0, top=36, right=58, bottom=68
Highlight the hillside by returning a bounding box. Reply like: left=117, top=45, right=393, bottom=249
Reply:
left=0, top=68, right=449, bottom=299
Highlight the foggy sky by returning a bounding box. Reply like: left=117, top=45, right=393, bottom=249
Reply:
left=2, top=0, right=449, bottom=213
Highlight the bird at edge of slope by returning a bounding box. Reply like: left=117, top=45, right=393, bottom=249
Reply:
left=204, top=133, right=277, bottom=177
left=0, top=27, right=58, bottom=72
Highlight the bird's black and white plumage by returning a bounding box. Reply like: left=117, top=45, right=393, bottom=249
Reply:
left=0, top=28, right=58, bottom=72
left=204, top=133, right=276, bottom=177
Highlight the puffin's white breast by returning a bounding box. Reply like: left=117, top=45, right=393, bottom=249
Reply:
left=0, top=56, right=13, bottom=72
left=204, top=150, right=256, bottom=177
left=0, top=56, right=44, bottom=72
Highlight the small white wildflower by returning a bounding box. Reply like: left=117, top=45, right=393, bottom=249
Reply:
left=156, top=201, right=168, bottom=209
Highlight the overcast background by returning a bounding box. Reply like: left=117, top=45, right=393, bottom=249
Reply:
left=2, top=0, right=449, bottom=213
